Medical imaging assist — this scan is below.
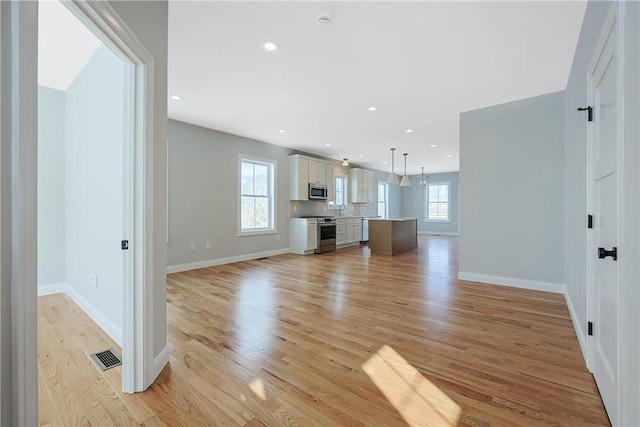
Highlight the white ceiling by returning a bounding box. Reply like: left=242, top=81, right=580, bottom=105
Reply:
left=168, top=1, right=586, bottom=175
left=38, top=0, right=101, bottom=91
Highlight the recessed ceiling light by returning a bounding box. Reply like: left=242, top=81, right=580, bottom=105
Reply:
left=383, top=162, right=388, bottom=165
left=359, top=154, right=364, bottom=157
left=325, top=143, right=331, bottom=147
left=368, top=106, right=377, bottom=111
left=430, top=144, right=438, bottom=148
left=446, top=154, right=453, bottom=158
left=278, top=129, right=285, bottom=133
left=170, top=95, right=182, bottom=101
left=405, top=129, right=413, bottom=133
left=262, top=41, right=280, bottom=52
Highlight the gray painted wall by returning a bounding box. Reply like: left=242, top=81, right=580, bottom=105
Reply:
left=65, top=45, right=125, bottom=337
left=37, top=86, right=66, bottom=286
left=168, top=120, right=292, bottom=266
left=459, top=91, right=565, bottom=285
left=401, top=171, right=459, bottom=234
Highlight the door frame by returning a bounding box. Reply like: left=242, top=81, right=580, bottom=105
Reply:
left=5, top=0, right=155, bottom=422
left=585, top=1, right=623, bottom=423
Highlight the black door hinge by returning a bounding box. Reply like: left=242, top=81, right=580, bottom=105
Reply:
left=588, top=215, right=593, bottom=229
left=577, top=106, right=593, bottom=122
left=588, top=321, right=593, bottom=336
left=121, top=240, right=129, bottom=250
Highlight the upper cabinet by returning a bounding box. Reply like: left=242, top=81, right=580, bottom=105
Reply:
left=289, top=155, right=309, bottom=200
left=289, top=154, right=333, bottom=201
left=326, top=164, right=335, bottom=202
left=349, top=168, right=375, bottom=203
left=308, top=159, right=327, bottom=185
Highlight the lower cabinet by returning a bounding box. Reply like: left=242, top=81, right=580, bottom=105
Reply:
left=336, top=217, right=362, bottom=246
left=290, top=219, right=318, bottom=255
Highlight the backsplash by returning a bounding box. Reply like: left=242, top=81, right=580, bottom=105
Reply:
left=289, top=201, right=369, bottom=218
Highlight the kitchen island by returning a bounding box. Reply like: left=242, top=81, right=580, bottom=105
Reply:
left=368, top=218, right=418, bottom=255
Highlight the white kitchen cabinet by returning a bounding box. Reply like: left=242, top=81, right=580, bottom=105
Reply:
left=347, top=217, right=363, bottom=243
left=289, top=218, right=318, bottom=255
left=349, top=169, right=375, bottom=203
left=289, top=155, right=310, bottom=200
left=326, top=164, right=335, bottom=202
left=336, top=218, right=347, bottom=245
left=308, top=159, right=327, bottom=185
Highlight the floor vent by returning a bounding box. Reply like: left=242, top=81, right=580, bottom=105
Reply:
left=90, top=348, right=122, bottom=371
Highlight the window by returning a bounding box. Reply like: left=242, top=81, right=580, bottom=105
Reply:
left=377, top=182, right=388, bottom=219
left=426, top=182, right=449, bottom=222
left=239, top=156, right=276, bottom=234
left=335, top=175, right=346, bottom=206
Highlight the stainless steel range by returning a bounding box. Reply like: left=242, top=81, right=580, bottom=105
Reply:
left=316, top=218, right=337, bottom=253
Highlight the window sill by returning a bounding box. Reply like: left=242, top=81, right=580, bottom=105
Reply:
left=424, top=219, right=451, bottom=224
left=238, top=229, right=277, bottom=237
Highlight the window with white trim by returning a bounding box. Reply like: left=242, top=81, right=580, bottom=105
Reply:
left=239, top=156, right=276, bottom=234
left=377, top=182, right=388, bottom=219
left=426, top=182, right=449, bottom=222
left=335, top=175, right=346, bottom=206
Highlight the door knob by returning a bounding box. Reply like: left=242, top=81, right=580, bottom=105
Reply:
left=598, top=247, right=617, bottom=261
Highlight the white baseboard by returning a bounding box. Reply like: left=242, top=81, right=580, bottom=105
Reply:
left=458, top=271, right=566, bottom=294
left=167, top=248, right=291, bottom=274
left=565, top=292, right=588, bottom=365
left=418, top=231, right=459, bottom=236
left=149, top=344, right=170, bottom=386
left=37, top=282, right=66, bottom=296
left=64, top=285, right=123, bottom=346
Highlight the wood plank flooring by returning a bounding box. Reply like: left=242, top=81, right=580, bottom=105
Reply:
left=38, top=236, right=610, bottom=426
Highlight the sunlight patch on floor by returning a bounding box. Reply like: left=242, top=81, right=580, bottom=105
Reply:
left=363, top=345, right=461, bottom=426
left=249, top=378, right=267, bottom=401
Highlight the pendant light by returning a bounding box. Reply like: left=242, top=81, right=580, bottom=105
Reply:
left=400, top=153, right=411, bottom=187
left=342, top=158, right=349, bottom=166
left=387, top=148, right=399, bottom=184
left=416, top=167, right=429, bottom=190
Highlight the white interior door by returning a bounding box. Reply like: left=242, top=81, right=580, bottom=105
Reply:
left=589, top=9, right=619, bottom=425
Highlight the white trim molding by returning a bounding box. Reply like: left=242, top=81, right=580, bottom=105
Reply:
left=167, top=248, right=291, bottom=274
left=151, top=345, right=170, bottom=381
left=418, top=231, right=459, bottom=237
left=36, top=283, right=66, bottom=297
left=458, top=271, right=566, bottom=294
left=64, top=285, right=123, bottom=347
left=564, top=292, right=588, bottom=362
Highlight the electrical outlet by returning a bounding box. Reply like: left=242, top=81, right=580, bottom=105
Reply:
left=90, top=274, right=97, bottom=287
left=190, top=243, right=196, bottom=251
left=276, top=234, right=280, bottom=241
left=206, top=241, right=211, bottom=249
left=293, top=205, right=297, bottom=212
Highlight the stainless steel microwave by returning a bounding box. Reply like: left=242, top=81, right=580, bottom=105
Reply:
left=308, top=183, right=328, bottom=200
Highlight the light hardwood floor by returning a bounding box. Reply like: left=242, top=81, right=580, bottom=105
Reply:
left=38, top=236, right=610, bottom=426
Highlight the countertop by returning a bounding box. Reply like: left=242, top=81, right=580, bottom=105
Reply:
left=368, top=217, right=418, bottom=222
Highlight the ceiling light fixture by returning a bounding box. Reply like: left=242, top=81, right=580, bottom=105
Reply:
left=262, top=41, right=280, bottom=52
left=368, top=106, right=377, bottom=111
left=400, top=153, right=411, bottom=187
left=325, top=143, right=331, bottom=147
left=278, top=129, right=285, bottom=133
left=387, top=148, right=399, bottom=185
left=416, top=167, right=429, bottom=190
left=446, top=154, right=453, bottom=158
left=170, top=95, right=182, bottom=101
left=430, top=144, right=438, bottom=148
left=342, top=158, right=350, bottom=166
left=405, top=129, right=413, bottom=133
left=359, top=154, right=364, bottom=157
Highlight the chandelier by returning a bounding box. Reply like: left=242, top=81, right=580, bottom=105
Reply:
left=416, top=167, right=429, bottom=190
